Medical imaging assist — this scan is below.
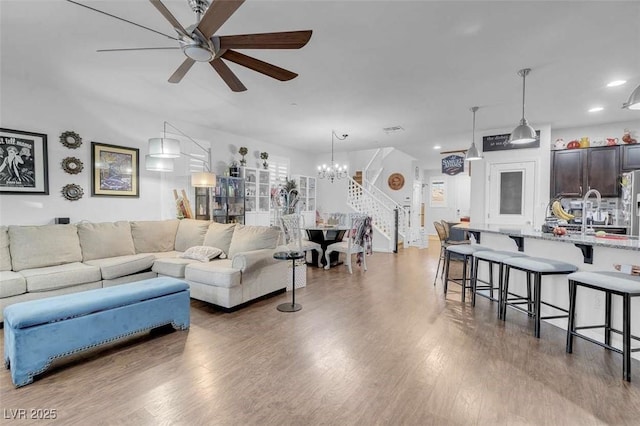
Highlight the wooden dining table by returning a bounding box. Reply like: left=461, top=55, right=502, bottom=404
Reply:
left=304, top=226, right=350, bottom=267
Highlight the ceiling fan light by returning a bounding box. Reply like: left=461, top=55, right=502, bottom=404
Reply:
left=623, top=84, right=640, bottom=110
left=509, top=119, right=538, bottom=144
left=184, top=45, right=213, bottom=62
left=145, top=155, right=174, bottom=172
left=191, top=172, right=216, bottom=188
left=148, top=137, right=181, bottom=158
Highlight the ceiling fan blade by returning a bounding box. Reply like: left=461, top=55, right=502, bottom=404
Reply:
left=210, top=59, right=247, bottom=92
left=169, top=58, right=196, bottom=83
left=197, top=0, right=245, bottom=39
left=219, top=30, right=312, bottom=50
left=221, top=50, right=298, bottom=81
left=97, top=47, right=180, bottom=52
left=149, top=0, right=188, bottom=36
left=65, top=0, right=177, bottom=41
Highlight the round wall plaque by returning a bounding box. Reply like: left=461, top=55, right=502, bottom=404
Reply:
left=60, top=131, right=82, bottom=149
left=388, top=173, right=405, bottom=190
left=61, top=157, right=84, bottom=174
left=61, top=184, right=84, bottom=201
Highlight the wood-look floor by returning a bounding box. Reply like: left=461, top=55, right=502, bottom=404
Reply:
left=2, top=244, right=640, bottom=425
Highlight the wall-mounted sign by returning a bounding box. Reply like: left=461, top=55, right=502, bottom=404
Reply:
left=441, top=154, right=464, bottom=176
left=483, top=131, right=540, bottom=152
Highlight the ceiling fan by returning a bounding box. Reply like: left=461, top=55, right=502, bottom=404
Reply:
left=66, top=0, right=312, bottom=92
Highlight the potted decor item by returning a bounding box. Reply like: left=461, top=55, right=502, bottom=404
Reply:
left=260, top=151, right=269, bottom=169
left=238, top=146, right=248, bottom=166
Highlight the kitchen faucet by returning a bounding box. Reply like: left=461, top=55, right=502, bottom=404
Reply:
left=581, top=188, right=602, bottom=236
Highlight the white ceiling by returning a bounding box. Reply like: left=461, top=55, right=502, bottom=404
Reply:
left=2, top=0, right=639, bottom=168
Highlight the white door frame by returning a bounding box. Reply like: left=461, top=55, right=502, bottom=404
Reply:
left=485, top=160, right=538, bottom=226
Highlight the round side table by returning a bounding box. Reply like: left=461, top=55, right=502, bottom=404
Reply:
left=274, top=250, right=305, bottom=312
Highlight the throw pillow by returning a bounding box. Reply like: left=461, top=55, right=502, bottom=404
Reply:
left=180, top=246, right=224, bottom=262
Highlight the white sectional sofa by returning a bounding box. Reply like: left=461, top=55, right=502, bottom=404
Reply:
left=0, top=219, right=287, bottom=321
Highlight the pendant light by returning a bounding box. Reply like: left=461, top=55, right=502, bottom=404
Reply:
left=148, top=121, right=181, bottom=158
left=145, top=154, right=174, bottom=172
left=465, top=106, right=482, bottom=161
left=623, top=83, right=640, bottom=110
left=509, top=68, right=537, bottom=144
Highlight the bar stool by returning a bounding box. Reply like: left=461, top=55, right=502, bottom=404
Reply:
left=443, top=245, right=493, bottom=302
left=502, top=257, right=577, bottom=338
left=471, top=250, right=528, bottom=318
left=566, top=271, right=640, bottom=382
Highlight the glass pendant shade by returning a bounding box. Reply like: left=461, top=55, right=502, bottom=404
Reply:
left=145, top=154, right=174, bottom=172
left=623, top=84, right=640, bottom=110
left=509, top=118, right=538, bottom=144
left=191, top=172, right=216, bottom=188
left=148, top=137, right=181, bottom=158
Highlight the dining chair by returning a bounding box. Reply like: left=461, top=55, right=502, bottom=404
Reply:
left=324, top=213, right=371, bottom=274
left=279, top=213, right=323, bottom=267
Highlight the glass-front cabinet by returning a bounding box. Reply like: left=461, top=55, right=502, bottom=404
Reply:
left=243, top=167, right=271, bottom=226
left=293, top=174, right=317, bottom=226
left=194, top=187, right=211, bottom=220
left=211, top=176, right=245, bottom=224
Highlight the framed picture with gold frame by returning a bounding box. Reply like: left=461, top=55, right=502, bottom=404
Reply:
left=91, top=142, right=139, bottom=197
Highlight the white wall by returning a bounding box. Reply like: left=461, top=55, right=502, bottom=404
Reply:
left=423, top=170, right=471, bottom=235
left=469, top=124, right=553, bottom=230
left=0, top=77, right=315, bottom=225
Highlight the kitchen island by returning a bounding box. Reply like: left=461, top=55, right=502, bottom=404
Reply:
left=458, top=223, right=640, bottom=360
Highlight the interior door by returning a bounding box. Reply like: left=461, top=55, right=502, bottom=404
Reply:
left=487, top=161, right=536, bottom=225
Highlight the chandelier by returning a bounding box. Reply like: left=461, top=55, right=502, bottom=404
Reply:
left=317, top=131, right=349, bottom=182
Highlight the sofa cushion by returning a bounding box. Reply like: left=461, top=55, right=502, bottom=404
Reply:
left=174, top=219, right=211, bottom=252
left=21, top=262, right=102, bottom=292
left=149, top=251, right=183, bottom=259
left=152, top=258, right=198, bottom=278
left=77, top=221, right=136, bottom=261
left=85, top=254, right=155, bottom=280
left=185, top=260, right=240, bottom=288
left=0, top=271, right=27, bottom=298
left=203, top=222, right=236, bottom=255
left=9, top=224, right=82, bottom=271
left=228, top=225, right=281, bottom=258
left=130, top=220, right=179, bottom=253
left=0, top=226, right=11, bottom=271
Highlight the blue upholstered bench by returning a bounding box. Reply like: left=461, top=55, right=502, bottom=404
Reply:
left=3, top=277, right=190, bottom=387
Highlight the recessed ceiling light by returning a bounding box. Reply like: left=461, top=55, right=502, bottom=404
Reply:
left=588, top=107, right=604, bottom=113
left=607, top=80, right=627, bottom=87
left=433, top=145, right=441, bottom=150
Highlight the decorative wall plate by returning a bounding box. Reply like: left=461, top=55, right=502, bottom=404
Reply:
left=61, top=184, right=84, bottom=201
left=388, top=173, right=405, bottom=190
left=60, top=131, right=82, bottom=149
left=61, top=157, right=84, bottom=174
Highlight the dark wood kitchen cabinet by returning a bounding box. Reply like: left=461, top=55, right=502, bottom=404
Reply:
left=551, top=149, right=584, bottom=197
left=621, top=144, right=640, bottom=171
left=550, top=145, right=620, bottom=197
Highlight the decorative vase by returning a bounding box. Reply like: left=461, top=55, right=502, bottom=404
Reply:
left=262, top=161, right=269, bottom=169
left=240, top=157, right=246, bottom=166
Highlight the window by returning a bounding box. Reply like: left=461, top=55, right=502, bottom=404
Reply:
left=268, top=155, right=290, bottom=187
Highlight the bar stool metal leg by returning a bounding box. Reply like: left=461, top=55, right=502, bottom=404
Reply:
left=624, top=294, right=631, bottom=382
left=443, top=251, right=451, bottom=294
left=605, top=292, right=612, bottom=346
left=566, top=280, right=577, bottom=353
left=533, top=272, right=542, bottom=338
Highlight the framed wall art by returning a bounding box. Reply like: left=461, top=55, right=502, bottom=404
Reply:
left=0, top=128, right=49, bottom=195
left=91, top=142, right=139, bottom=197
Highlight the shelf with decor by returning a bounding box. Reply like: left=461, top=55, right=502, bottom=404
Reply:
left=211, top=176, right=245, bottom=224
left=242, top=167, right=271, bottom=226
left=292, top=174, right=317, bottom=226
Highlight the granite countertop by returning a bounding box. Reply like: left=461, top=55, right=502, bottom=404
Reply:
left=463, top=223, right=640, bottom=251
